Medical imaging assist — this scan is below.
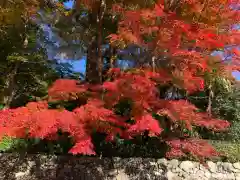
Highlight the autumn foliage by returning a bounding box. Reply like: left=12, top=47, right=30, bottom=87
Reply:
left=0, top=0, right=239, bottom=161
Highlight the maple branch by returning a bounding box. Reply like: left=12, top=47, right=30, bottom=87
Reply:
left=207, top=84, right=214, bottom=117
left=152, top=56, right=156, bottom=72
left=110, top=45, right=117, bottom=69
left=188, top=96, right=208, bottom=99
left=201, top=0, right=209, bottom=14
left=196, top=0, right=209, bottom=22
left=214, top=53, right=232, bottom=64
left=169, top=0, right=181, bottom=11
left=0, top=0, right=7, bottom=24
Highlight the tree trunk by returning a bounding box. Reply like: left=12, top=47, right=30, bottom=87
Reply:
left=0, top=0, right=7, bottom=8
left=2, top=62, right=19, bottom=108
left=85, top=0, right=106, bottom=84
left=96, top=0, right=106, bottom=84
left=109, top=45, right=117, bottom=69
left=1, top=0, right=7, bottom=24
left=207, top=84, right=214, bottom=117
left=85, top=37, right=99, bottom=83
left=103, top=45, right=117, bottom=70
left=152, top=56, right=156, bottom=72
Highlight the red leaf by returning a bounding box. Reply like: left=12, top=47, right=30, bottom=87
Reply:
left=48, top=79, right=88, bottom=101
left=232, top=48, right=240, bottom=56
left=69, top=137, right=96, bottom=155
left=166, top=138, right=220, bottom=161
left=154, top=3, right=165, bottom=16
left=128, top=114, right=163, bottom=136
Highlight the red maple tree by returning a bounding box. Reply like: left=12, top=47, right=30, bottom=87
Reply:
left=0, top=0, right=239, bottom=161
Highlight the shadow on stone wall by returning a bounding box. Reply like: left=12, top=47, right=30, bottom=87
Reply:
left=1, top=153, right=240, bottom=180
left=0, top=153, right=109, bottom=180
left=0, top=153, right=165, bottom=180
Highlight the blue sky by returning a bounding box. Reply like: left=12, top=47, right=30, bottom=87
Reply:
left=64, top=1, right=74, bottom=9
left=63, top=0, right=86, bottom=74
left=61, top=0, right=239, bottom=80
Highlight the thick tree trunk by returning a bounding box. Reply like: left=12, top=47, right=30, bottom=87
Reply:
left=96, top=0, right=106, bottom=84
left=85, top=0, right=106, bottom=84
left=85, top=37, right=99, bottom=83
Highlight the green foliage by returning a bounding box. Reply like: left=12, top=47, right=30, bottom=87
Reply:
left=188, top=78, right=240, bottom=142
left=0, top=136, right=27, bottom=152
left=209, top=140, right=240, bottom=162
left=0, top=132, right=75, bottom=155
left=0, top=137, right=15, bottom=152
left=0, top=20, right=80, bottom=107
left=212, top=86, right=240, bottom=142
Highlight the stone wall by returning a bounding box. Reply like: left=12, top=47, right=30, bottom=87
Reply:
left=0, top=153, right=240, bottom=180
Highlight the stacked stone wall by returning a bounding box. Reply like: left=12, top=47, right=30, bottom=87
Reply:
left=0, top=153, right=240, bottom=180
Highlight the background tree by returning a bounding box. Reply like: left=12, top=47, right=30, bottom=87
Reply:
left=47, top=0, right=161, bottom=83
left=0, top=0, right=78, bottom=108
left=0, top=0, right=81, bottom=152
